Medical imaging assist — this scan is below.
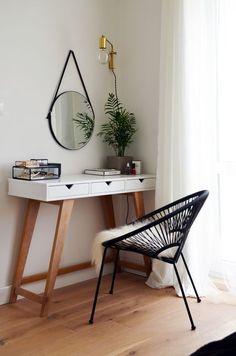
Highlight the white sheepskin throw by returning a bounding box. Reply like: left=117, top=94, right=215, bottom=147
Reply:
left=91, top=222, right=146, bottom=274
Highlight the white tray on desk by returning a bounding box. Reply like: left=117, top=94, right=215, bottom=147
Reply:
left=8, top=174, right=156, bottom=202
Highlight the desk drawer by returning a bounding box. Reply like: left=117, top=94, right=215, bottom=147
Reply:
left=91, top=180, right=125, bottom=194
left=48, top=183, right=89, bottom=199
left=125, top=178, right=156, bottom=191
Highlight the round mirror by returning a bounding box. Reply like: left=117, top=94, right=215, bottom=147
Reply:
left=49, top=91, right=94, bottom=150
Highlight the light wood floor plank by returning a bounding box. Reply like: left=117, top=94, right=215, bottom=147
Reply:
left=0, top=273, right=236, bottom=355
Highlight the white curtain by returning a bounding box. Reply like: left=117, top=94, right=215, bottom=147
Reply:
left=147, top=0, right=220, bottom=296
left=215, top=0, right=236, bottom=296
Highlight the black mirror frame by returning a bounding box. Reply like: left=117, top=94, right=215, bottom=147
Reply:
left=46, top=50, right=95, bottom=150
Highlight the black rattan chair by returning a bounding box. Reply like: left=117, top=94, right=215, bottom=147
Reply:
left=89, top=190, right=209, bottom=330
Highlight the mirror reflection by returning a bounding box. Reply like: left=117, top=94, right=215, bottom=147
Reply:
left=50, top=91, right=94, bottom=150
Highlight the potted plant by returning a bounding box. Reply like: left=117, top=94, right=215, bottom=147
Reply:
left=97, top=93, right=137, bottom=173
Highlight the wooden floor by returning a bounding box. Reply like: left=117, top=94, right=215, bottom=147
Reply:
left=1, top=272, right=236, bottom=355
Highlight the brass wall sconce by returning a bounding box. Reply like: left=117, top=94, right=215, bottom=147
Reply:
left=98, top=35, right=117, bottom=70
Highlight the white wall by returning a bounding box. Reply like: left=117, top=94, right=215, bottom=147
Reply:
left=0, top=0, right=161, bottom=303
left=110, top=0, right=161, bottom=267
left=112, top=0, right=161, bottom=173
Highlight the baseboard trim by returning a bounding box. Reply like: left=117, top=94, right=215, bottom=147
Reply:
left=0, top=265, right=112, bottom=305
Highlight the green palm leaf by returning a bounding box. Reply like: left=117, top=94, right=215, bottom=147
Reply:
left=97, top=93, right=137, bottom=156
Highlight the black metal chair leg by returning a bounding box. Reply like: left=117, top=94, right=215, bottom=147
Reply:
left=173, top=264, right=196, bottom=331
left=89, top=247, right=108, bottom=324
left=181, top=253, right=201, bottom=303
left=109, top=249, right=120, bottom=294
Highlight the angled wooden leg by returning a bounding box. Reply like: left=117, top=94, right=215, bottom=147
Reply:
left=99, top=195, right=120, bottom=269
left=100, top=195, right=116, bottom=229
left=132, top=192, right=145, bottom=218
left=132, top=192, right=152, bottom=276
left=9, top=199, right=40, bottom=303
left=40, top=199, right=75, bottom=317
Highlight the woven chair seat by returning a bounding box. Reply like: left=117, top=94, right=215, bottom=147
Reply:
left=103, top=193, right=199, bottom=264
left=107, top=227, right=182, bottom=261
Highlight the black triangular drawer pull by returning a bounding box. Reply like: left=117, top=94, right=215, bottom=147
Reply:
left=105, top=181, right=112, bottom=186
left=66, top=184, right=73, bottom=189
left=139, top=179, right=144, bottom=183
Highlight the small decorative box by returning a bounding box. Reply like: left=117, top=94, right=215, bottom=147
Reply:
left=12, top=161, right=61, bottom=181
left=15, top=159, right=49, bottom=168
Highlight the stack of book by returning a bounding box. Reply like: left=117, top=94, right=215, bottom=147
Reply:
left=84, top=168, right=121, bottom=176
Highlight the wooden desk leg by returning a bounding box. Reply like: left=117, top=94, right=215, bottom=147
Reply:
left=9, top=199, right=40, bottom=303
left=99, top=195, right=121, bottom=270
left=40, top=199, right=75, bottom=317
left=132, top=192, right=152, bottom=276
left=100, top=195, right=116, bottom=229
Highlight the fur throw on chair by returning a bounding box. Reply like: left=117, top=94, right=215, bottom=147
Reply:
left=91, top=222, right=146, bottom=274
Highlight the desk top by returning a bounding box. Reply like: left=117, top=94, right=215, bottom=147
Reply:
left=8, top=174, right=156, bottom=202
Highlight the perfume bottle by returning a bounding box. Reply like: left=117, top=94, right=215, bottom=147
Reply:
left=125, top=162, right=131, bottom=175
left=131, top=163, right=136, bottom=175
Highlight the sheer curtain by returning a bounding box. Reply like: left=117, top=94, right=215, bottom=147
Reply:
left=147, top=0, right=219, bottom=296
left=216, top=0, right=236, bottom=295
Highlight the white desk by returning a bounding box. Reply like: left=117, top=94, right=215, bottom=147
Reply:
left=8, top=174, right=156, bottom=201
left=8, top=174, right=155, bottom=316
